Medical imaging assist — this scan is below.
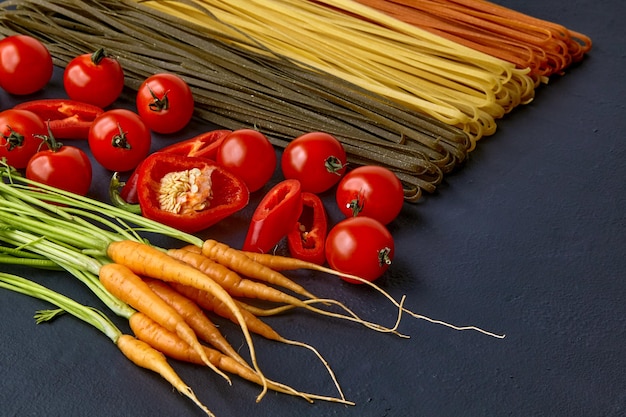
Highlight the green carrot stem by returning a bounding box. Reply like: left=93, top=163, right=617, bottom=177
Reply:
left=0, top=272, right=122, bottom=342
left=0, top=167, right=203, bottom=247
left=0, top=255, right=61, bottom=269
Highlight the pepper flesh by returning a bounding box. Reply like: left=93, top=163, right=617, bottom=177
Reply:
left=137, top=152, right=249, bottom=233
left=14, top=99, right=104, bottom=139
left=242, top=179, right=302, bottom=253
left=118, top=129, right=231, bottom=204
left=287, top=191, right=327, bottom=265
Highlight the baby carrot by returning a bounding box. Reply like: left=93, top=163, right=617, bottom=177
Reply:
left=172, top=282, right=346, bottom=401
left=98, top=263, right=229, bottom=381
left=170, top=247, right=402, bottom=334
left=242, top=251, right=505, bottom=338
left=106, top=240, right=269, bottom=401
left=172, top=282, right=283, bottom=340
left=0, top=272, right=212, bottom=415
left=129, top=312, right=352, bottom=404
left=201, top=239, right=317, bottom=299
left=116, top=334, right=214, bottom=416
left=144, top=278, right=250, bottom=369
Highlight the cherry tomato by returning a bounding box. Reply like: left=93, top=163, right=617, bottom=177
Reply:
left=325, top=216, right=394, bottom=283
left=0, top=109, right=47, bottom=169
left=64, top=48, right=124, bottom=108
left=281, top=131, right=347, bottom=194
left=88, top=109, right=151, bottom=172
left=136, top=73, right=194, bottom=134
left=26, top=135, right=92, bottom=196
left=336, top=165, right=404, bottom=225
left=216, top=129, right=276, bottom=192
left=0, top=35, right=53, bottom=95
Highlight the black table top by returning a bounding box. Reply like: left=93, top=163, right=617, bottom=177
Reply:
left=1, top=1, right=624, bottom=416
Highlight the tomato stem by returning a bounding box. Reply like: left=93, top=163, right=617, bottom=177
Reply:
left=147, top=85, right=170, bottom=112
left=91, top=47, right=106, bottom=65
left=378, top=247, right=392, bottom=267
left=324, top=155, right=345, bottom=175
left=2, top=126, right=25, bottom=151
left=111, top=123, right=132, bottom=150
left=33, top=122, right=63, bottom=152
left=347, top=191, right=364, bottom=217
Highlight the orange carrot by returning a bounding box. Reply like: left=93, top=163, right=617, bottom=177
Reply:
left=171, top=247, right=401, bottom=333
left=105, top=240, right=269, bottom=401
left=144, top=277, right=250, bottom=369
left=116, top=334, right=213, bottom=416
left=172, top=282, right=347, bottom=401
left=241, top=251, right=506, bottom=338
left=201, top=239, right=316, bottom=299
left=169, top=247, right=301, bottom=302
left=98, top=263, right=228, bottom=381
left=129, top=312, right=353, bottom=405
left=172, top=282, right=284, bottom=341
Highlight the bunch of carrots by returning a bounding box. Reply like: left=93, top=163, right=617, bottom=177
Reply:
left=0, top=164, right=504, bottom=415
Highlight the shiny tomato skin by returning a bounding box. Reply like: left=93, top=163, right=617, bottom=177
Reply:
left=336, top=165, right=404, bottom=225
left=26, top=146, right=92, bottom=196
left=0, top=35, right=53, bottom=95
left=88, top=109, right=151, bottom=172
left=325, top=216, right=394, bottom=283
left=63, top=49, right=124, bottom=108
left=0, top=109, right=47, bottom=169
left=216, top=129, right=276, bottom=192
left=136, top=73, right=194, bottom=134
left=281, top=132, right=347, bottom=194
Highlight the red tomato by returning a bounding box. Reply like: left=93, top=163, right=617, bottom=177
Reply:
left=325, top=216, right=394, bottom=283
left=0, top=35, right=53, bottom=95
left=336, top=165, right=404, bottom=225
left=63, top=48, right=124, bottom=108
left=26, top=145, right=92, bottom=196
left=88, top=109, right=151, bottom=172
left=0, top=109, right=47, bottom=169
left=216, top=129, right=276, bottom=192
left=136, top=73, right=194, bottom=134
left=281, top=131, right=347, bottom=194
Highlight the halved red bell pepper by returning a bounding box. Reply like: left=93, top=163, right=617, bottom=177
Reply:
left=117, top=129, right=231, bottom=204
left=136, top=152, right=249, bottom=233
left=286, top=192, right=327, bottom=265
left=243, top=179, right=302, bottom=253
left=13, top=99, right=104, bottom=140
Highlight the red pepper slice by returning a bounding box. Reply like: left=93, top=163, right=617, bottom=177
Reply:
left=243, top=179, right=302, bottom=253
left=158, top=129, right=231, bottom=159
left=136, top=152, right=249, bottom=233
left=14, top=99, right=104, bottom=140
left=118, top=129, right=232, bottom=204
left=286, top=192, right=328, bottom=265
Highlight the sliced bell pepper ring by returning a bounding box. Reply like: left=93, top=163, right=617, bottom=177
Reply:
left=13, top=99, right=104, bottom=140
left=243, top=179, right=303, bottom=253
left=286, top=192, right=328, bottom=265
left=136, top=152, right=249, bottom=233
left=117, top=129, right=232, bottom=204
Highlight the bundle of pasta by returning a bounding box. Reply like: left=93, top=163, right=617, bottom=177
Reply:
left=0, top=0, right=475, bottom=201
left=351, top=0, right=592, bottom=82
left=141, top=0, right=537, bottom=148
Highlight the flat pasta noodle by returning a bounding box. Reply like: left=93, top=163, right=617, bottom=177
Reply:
left=0, top=0, right=473, bottom=201
left=351, top=0, right=592, bottom=80
left=139, top=0, right=537, bottom=148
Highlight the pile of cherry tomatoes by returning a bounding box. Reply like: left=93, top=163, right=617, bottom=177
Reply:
left=0, top=34, right=406, bottom=283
